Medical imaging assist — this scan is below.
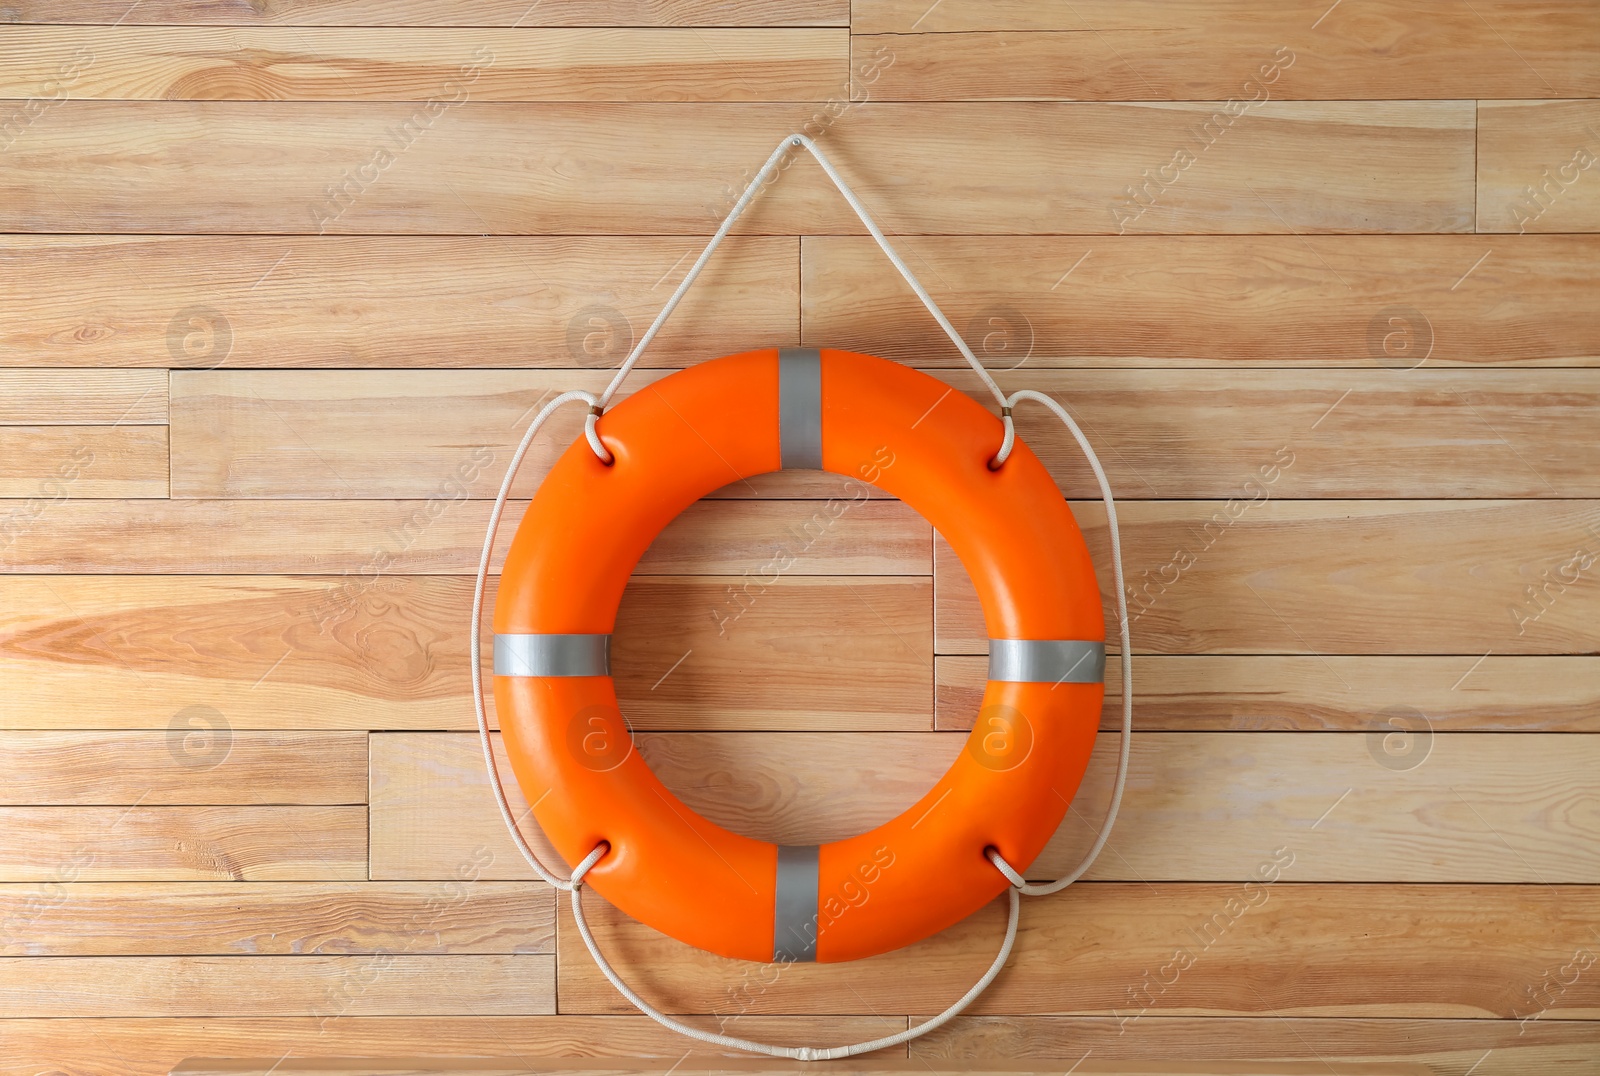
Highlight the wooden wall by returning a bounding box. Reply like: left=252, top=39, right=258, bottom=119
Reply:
left=2, top=2, right=1599, bottom=1073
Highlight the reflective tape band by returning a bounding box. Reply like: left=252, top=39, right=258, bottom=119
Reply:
left=494, top=633, right=611, bottom=677
left=778, top=347, right=822, bottom=470
left=988, top=639, right=1106, bottom=684
left=772, top=844, right=820, bottom=962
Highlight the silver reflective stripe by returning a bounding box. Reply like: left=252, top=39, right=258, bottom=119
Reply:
left=988, top=639, right=1106, bottom=684
left=778, top=347, right=822, bottom=470
left=494, top=633, right=611, bottom=677
left=772, top=844, right=820, bottom=962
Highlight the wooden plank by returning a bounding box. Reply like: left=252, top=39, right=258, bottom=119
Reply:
left=854, top=1, right=1600, bottom=99
left=0, top=369, right=166, bottom=422
left=556, top=882, right=1600, bottom=1016
left=0, top=731, right=366, bottom=804
left=1478, top=100, right=1600, bottom=233
left=910, top=1017, right=1600, bottom=1075
left=0, top=496, right=922, bottom=572
left=935, top=654, right=1600, bottom=732
left=0, top=882, right=553, bottom=956
left=614, top=576, right=932, bottom=729
left=167, top=1061, right=1431, bottom=1076
left=0, top=28, right=847, bottom=102
left=802, top=234, right=1600, bottom=367
left=0, top=574, right=931, bottom=733
left=172, top=372, right=925, bottom=502
left=0, top=806, right=367, bottom=881
left=174, top=366, right=1600, bottom=498
left=961, top=369, right=1599, bottom=498
left=935, top=502, right=1600, bottom=656
left=0, top=102, right=1475, bottom=235
left=0, top=2, right=850, bottom=26
left=0, top=424, right=168, bottom=497
left=0, top=235, right=797, bottom=369
left=0, top=1017, right=909, bottom=1076
left=373, top=731, right=1600, bottom=883
left=0, top=955, right=553, bottom=1017
left=0, top=576, right=476, bottom=733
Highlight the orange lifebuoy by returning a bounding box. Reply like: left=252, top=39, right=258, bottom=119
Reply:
left=493, top=347, right=1105, bottom=963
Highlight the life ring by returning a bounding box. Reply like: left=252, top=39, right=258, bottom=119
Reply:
left=493, top=346, right=1105, bottom=963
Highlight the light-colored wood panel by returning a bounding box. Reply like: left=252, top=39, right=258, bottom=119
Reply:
left=1478, top=100, right=1600, bottom=233
left=0, top=882, right=552, bottom=956
left=956, top=369, right=1600, bottom=498
left=557, top=882, right=1600, bottom=1016
left=0, top=731, right=366, bottom=804
left=0, top=576, right=475, bottom=732
left=0, top=955, right=553, bottom=1017
left=0, top=496, right=922, bottom=572
left=0, top=1017, right=908, bottom=1076
left=172, top=372, right=923, bottom=503
left=911, top=1016, right=1600, bottom=1075
left=802, top=234, right=1600, bottom=367
left=0, top=1, right=849, bottom=26
left=0, top=369, right=167, bottom=422
left=935, top=654, right=1600, bottom=732
left=166, top=1062, right=1430, bottom=1076
left=0, top=574, right=931, bottom=733
left=936, top=502, right=1600, bottom=655
left=0, top=424, right=168, bottom=497
left=0, top=102, right=1474, bottom=234
left=373, top=731, right=1600, bottom=883
left=0, top=500, right=500, bottom=574
left=855, top=2, right=1600, bottom=99
left=614, top=576, right=932, bottom=729
left=0, top=28, right=847, bottom=102
left=174, top=366, right=1600, bottom=498
left=0, top=806, right=367, bottom=881
left=0, top=236, right=796, bottom=369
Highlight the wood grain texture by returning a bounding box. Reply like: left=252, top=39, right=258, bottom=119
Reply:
left=0, top=4, right=1595, bottom=1063
left=0, top=882, right=553, bottom=956
left=0, top=574, right=931, bottom=733
left=371, top=732, right=1600, bottom=884
left=0, top=369, right=167, bottom=422
left=0, top=1017, right=909, bottom=1076
left=910, top=1016, right=1600, bottom=1075
left=0, top=102, right=1474, bottom=235
left=0, top=28, right=847, bottom=102
left=0, top=731, right=366, bottom=804
left=0, top=424, right=168, bottom=497
left=0, top=2, right=851, bottom=27
left=0, top=954, right=554, bottom=1017
left=0, top=806, right=367, bottom=881
left=0, top=235, right=797, bottom=369
left=1477, top=100, right=1600, bottom=232
left=935, top=502, right=1600, bottom=655
left=172, top=366, right=1600, bottom=498
left=801, top=234, right=1600, bottom=367
left=165, top=1062, right=1431, bottom=1076
left=556, top=882, right=1600, bottom=1016
left=934, top=655, right=1600, bottom=732
left=0, top=497, right=925, bottom=572
left=854, top=1, right=1600, bottom=99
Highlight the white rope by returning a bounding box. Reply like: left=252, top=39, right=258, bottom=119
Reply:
left=570, top=880, right=1020, bottom=1062
left=470, top=387, right=608, bottom=891
left=987, top=389, right=1135, bottom=896
left=470, top=131, right=1137, bottom=1059
left=579, top=133, right=1022, bottom=465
